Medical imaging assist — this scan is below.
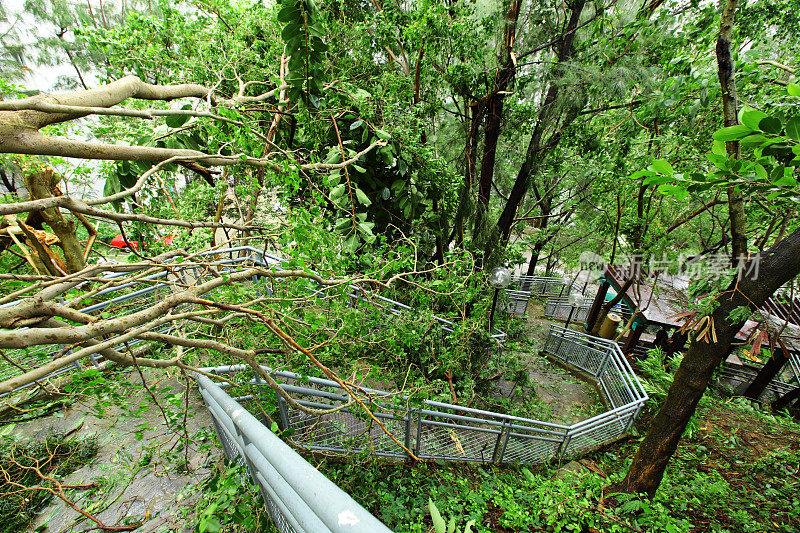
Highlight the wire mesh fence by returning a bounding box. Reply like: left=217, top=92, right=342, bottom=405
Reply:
left=196, top=370, right=393, bottom=533
left=198, top=323, right=647, bottom=471
left=543, top=297, right=593, bottom=322
left=502, top=275, right=574, bottom=316
left=716, top=361, right=800, bottom=404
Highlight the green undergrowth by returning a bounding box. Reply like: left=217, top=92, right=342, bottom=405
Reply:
left=0, top=431, right=99, bottom=533
left=195, top=460, right=278, bottom=533
left=308, top=397, right=800, bottom=532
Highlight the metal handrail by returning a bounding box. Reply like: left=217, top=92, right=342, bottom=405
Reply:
left=196, top=372, right=392, bottom=533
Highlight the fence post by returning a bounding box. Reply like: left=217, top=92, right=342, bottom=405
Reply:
left=276, top=392, right=290, bottom=431
left=404, top=409, right=413, bottom=458
left=557, top=431, right=572, bottom=460
left=491, top=420, right=507, bottom=464
left=596, top=345, right=612, bottom=379
left=414, top=407, right=424, bottom=457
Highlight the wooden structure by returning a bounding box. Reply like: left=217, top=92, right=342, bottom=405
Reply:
left=585, top=265, right=800, bottom=409
left=584, top=266, right=690, bottom=358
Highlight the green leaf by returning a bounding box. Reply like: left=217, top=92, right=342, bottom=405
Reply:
left=755, top=163, right=768, bottom=180
left=351, top=164, right=366, bottom=174
left=355, top=188, right=371, bottom=206
left=277, top=5, right=299, bottom=22
left=706, top=153, right=728, bottom=170
left=786, top=117, right=800, bottom=141
left=712, top=124, right=752, bottom=141
left=740, top=108, right=768, bottom=131
left=281, top=22, right=301, bottom=41
left=773, top=175, right=797, bottom=187
left=350, top=119, right=363, bottom=130
left=643, top=174, right=672, bottom=186
left=788, top=83, right=800, bottom=97
left=343, top=233, right=359, bottom=252
left=629, top=169, right=655, bottom=180
left=657, top=184, right=690, bottom=200
left=759, top=116, right=783, bottom=134
left=428, top=499, right=446, bottom=533
left=330, top=184, right=346, bottom=199
left=648, top=159, right=674, bottom=175
left=165, top=113, right=190, bottom=128
left=740, top=133, right=768, bottom=149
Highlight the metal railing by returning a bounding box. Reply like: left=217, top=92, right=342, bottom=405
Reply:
left=199, top=325, right=647, bottom=470
left=510, top=275, right=573, bottom=298
left=543, top=297, right=592, bottom=322
left=543, top=297, right=624, bottom=323
left=195, top=370, right=393, bottom=533
left=0, top=246, right=279, bottom=396
left=503, top=275, right=574, bottom=317
left=717, top=361, right=799, bottom=403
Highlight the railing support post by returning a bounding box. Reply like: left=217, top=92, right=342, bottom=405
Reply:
left=492, top=421, right=510, bottom=464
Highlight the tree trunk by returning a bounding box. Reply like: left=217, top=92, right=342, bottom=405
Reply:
left=590, top=275, right=635, bottom=336
left=612, top=226, right=800, bottom=497
left=24, top=169, right=86, bottom=273
left=494, top=0, right=587, bottom=246
left=476, top=0, right=521, bottom=212
left=715, top=0, right=748, bottom=266
left=742, top=337, right=790, bottom=401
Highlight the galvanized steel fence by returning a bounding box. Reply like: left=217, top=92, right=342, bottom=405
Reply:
left=543, top=297, right=592, bottom=322
left=503, top=275, right=574, bottom=316
left=717, top=354, right=800, bottom=404
left=195, top=370, right=393, bottom=533
left=199, top=324, right=646, bottom=470
left=3, top=250, right=647, bottom=533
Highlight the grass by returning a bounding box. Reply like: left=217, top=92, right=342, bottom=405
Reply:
left=309, top=397, right=800, bottom=532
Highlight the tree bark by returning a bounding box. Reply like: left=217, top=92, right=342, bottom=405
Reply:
left=742, top=336, right=790, bottom=400
left=590, top=274, right=635, bottom=336
left=612, top=226, right=800, bottom=497
left=24, top=169, right=86, bottom=273
left=476, top=0, right=521, bottom=211
left=715, top=0, right=748, bottom=266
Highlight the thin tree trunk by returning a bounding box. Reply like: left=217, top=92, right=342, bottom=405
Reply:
left=590, top=275, right=635, bottom=336
left=612, top=226, right=800, bottom=497
left=716, top=0, right=748, bottom=266
left=743, top=337, right=790, bottom=400
left=494, top=0, right=587, bottom=246
left=476, top=0, right=521, bottom=211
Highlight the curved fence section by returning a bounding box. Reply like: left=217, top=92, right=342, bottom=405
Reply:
left=0, top=246, right=278, bottom=397
left=542, top=325, right=648, bottom=451
left=195, top=371, right=393, bottom=533
left=198, top=324, right=647, bottom=467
